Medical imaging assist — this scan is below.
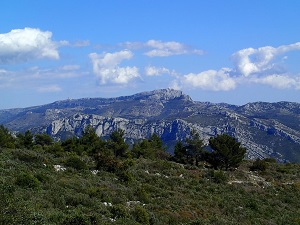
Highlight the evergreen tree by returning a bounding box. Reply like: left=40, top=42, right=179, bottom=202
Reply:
left=0, top=125, right=15, bottom=148
left=16, top=130, right=33, bottom=149
left=185, top=130, right=204, bottom=166
left=34, top=133, right=53, bottom=146
left=132, top=133, right=168, bottom=160
left=174, top=141, right=186, bottom=163
left=108, top=129, right=129, bottom=158
left=208, top=134, right=246, bottom=170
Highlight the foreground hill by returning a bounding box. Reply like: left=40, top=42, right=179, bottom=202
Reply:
left=1, top=147, right=299, bottom=224
left=1, top=89, right=300, bottom=162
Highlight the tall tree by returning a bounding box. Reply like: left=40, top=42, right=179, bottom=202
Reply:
left=108, top=129, right=129, bottom=158
left=34, top=133, right=53, bottom=146
left=208, top=134, right=246, bottom=170
left=16, top=130, right=33, bottom=149
left=174, top=140, right=186, bottom=163
left=185, top=130, right=204, bottom=166
left=0, top=125, right=15, bottom=148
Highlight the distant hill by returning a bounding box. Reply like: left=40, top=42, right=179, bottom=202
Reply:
left=1, top=88, right=300, bottom=162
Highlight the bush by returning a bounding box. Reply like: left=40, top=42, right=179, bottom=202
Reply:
left=208, top=134, right=246, bottom=170
left=250, top=159, right=268, bottom=172
left=131, top=206, right=150, bottom=225
left=110, top=204, right=130, bottom=219
left=65, top=156, right=87, bottom=170
left=62, top=214, right=89, bottom=225
left=15, top=173, right=41, bottom=189
left=206, top=170, right=228, bottom=184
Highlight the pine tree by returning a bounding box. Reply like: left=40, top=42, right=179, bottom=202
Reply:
left=208, top=134, right=246, bottom=170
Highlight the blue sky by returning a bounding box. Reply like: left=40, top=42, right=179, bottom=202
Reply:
left=1, top=0, right=300, bottom=109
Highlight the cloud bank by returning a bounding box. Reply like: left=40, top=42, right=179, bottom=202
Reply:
left=174, top=42, right=300, bottom=91
left=144, top=66, right=176, bottom=76
left=144, top=40, right=204, bottom=57
left=89, top=50, right=139, bottom=84
left=0, top=28, right=63, bottom=64
left=120, top=40, right=204, bottom=57
left=232, top=42, right=300, bottom=77
left=181, top=68, right=236, bottom=91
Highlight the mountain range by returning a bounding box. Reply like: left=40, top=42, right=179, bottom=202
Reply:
left=1, top=88, right=299, bottom=162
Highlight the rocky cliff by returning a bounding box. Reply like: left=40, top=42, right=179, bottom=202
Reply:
left=1, top=88, right=299, bottom=162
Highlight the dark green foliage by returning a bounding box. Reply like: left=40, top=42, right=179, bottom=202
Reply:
left=250, top=158, right=268, bottom=172
left=63, top=214, right=89, bottom=225
left=132, top=133, right=168, bottom=160
left=185, top=130, right=205, bottom=166
left=206, top=169, right=228, bottom=184
left=16, top=130, right=34, bottom=149
left=208, top=134, right=246, bottom=170
left=110, top=204, right=130, bottom=219
left=174, top=140, right=186, bottom=163
left=15, top=173, right=41, bottom=189
left=0, top=125, right=300, bottom=225
left=79, top=125, right=104, bottom=155
left=174, top=130, right=205, bottom=166
left=65, top=156, right=87, bottom=170
left=45, top=142, right=65, bottom=156
left=62, top=137, right=84, bottom=155
left=131, top=206, right=150, bottom=225
left=35, top=133, right=53, bottom=146
left=0, top=124, right=15, bottom=148
left=108, top=129, right=129, bottom=158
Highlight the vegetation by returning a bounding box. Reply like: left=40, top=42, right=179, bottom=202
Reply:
left=0, top=125, right=300, bottom=224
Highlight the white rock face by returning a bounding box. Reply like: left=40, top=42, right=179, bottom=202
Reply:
left=1, top=89, right=300, bottom=162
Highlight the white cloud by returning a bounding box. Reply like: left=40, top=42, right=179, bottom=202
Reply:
left=232, top=42, right=300, bottom=76
left=181, top=68, right=236, bottom=91
left=252, top=74, right=300, bottom=90
left=37, top=85, right=62, bottom=93
left=145, top=40, right=204, bottom=57
left=119, top=40, right=203, bottom=57
left=144, top=66, right=176, bottom=76
left=0, top=28, right=62, bottom=64
left=89, top=50, right=139, bottom=84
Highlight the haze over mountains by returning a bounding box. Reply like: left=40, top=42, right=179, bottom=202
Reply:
left=1, top=89, right=299, bottom=162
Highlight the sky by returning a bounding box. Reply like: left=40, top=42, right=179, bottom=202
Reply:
left=0, top=0, right=300, bottom=109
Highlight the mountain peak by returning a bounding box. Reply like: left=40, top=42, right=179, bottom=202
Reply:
left=134, top=88, right=192, bottom=102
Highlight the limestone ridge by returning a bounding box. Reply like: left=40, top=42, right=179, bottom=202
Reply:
left=0, top=89, right=300, bottom=162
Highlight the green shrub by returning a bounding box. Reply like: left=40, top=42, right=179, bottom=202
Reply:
left=110, top=204, right=130, bottom=219
left=12, top=149, right=44, bottom=164
left=250, top=159, right=268, bottom=172
left=65, top=156, right=87, bottom=170
left=131, top=206, right=150, bottom=225
left=62, top=214, right=89, bottom=225
left=15, top=173, right=41, bottom=189
left=206, top=170, right=228, bottom=184
left=117, top=171, right=134, bottom=183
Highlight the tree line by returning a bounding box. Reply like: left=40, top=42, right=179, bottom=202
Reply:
left=0, top=124, right=246, bottom=170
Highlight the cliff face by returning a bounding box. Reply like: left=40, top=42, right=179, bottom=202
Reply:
left=1, top=89, right=300, bottom=162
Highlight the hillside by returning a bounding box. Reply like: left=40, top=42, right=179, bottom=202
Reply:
left=1, top=146, right=300, bottom=224
left=0, top=88, right=300, bottom=162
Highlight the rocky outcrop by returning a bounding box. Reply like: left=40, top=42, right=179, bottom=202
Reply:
left=1, top=89, right=299, bottom=162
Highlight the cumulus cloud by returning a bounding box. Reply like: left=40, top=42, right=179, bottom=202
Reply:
left=0, top=28, right=63, bottom=64
left=89, top=50, right=139, bottom=84
left=252, top=74, right=300, bottom=90
left=144, top=40, right=204, bottom=57
left=144, top=66, right=176, bottom=76
left=181, top=68, right=236, bottom=91
left=232, top=42, right=300, bottom=77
